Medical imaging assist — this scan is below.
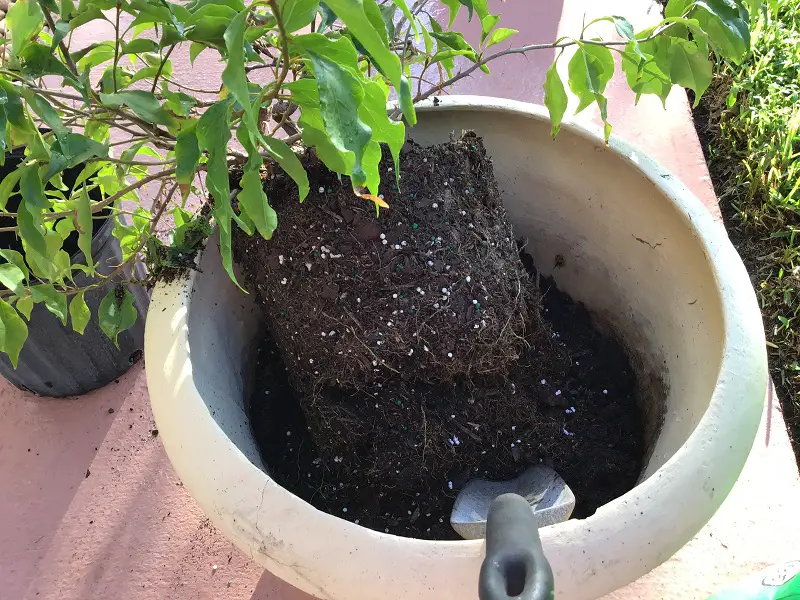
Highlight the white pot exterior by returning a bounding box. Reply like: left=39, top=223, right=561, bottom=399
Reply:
left=145, top=97, right=767, bottom=600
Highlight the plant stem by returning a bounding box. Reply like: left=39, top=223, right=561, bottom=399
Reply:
left=150, top=45, right=175, bottom=94
left=263, top=0, right=291, bottom=106
left=113, top=2, right=121, bottom=93
left=0, top=168, right=178, bottom=223
left=42, top=10, right=79, bottom=76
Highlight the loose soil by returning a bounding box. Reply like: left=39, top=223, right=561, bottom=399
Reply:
left=234, top=135, right=644, bottom=539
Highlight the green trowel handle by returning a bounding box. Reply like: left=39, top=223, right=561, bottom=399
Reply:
left=479, top=493, right=555, bottom=600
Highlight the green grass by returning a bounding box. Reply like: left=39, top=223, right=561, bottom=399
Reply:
left=695, top=0, right=800, bottom=463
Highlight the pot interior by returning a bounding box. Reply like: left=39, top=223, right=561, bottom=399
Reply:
left=187, top=105, right=724, bottom=497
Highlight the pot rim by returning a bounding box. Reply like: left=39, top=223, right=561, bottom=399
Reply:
left=146, top=96, right=767, bottom=598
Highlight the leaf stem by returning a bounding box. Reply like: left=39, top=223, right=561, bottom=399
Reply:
left=113, top=2, right=122, bottom=93
left=413, top=24, right=676, bottom=105
left=151, top=45, right=175, bottom=94
left=42, top=9, right=79, bottom=76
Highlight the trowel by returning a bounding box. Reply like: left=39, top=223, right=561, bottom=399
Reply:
left=451, top=465, right=575, bottom=539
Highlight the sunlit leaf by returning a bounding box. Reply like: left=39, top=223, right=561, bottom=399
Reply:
left=75, top=186, right=95, bottom=272
left=322, top=0, right=415, bottom=124
left=7, top=0, right=44, bottom=58
left=279, top=0, right=319, bottom=33
left=15, top=296, right=34, bottom=321
left=196, top=100, right=242, bottom=288
left=694, top=0, right=750, bottom=63
left=98, top=287, right=137, bottom=346
left=99, top=90, right=179, bottom=127
left=175, top=122, right=201, bottom=185
left=0, top=262, right=27, bottom=295
left=484, top=27, right=517, bottom=49
left=69, top=291, right=91, bottom=334
left=222, top=9, right=250, bottom=112
left=0, top=298, right=28, bottom=368
left=667, top=38, right=712, bottom=104
left=543, top=60, right=568, bottom=137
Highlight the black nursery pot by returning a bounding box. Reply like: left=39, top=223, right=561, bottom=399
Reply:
left=0, top=148, right=149, bottom=397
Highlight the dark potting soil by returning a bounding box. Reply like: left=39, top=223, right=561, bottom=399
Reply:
left=235, top=136, right=644, bottom=540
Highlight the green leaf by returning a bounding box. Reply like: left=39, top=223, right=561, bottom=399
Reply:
left=237, top=159, right=278, bottom=239
left=222, top=9, right=251, bottom=116
left=20, top=43, right=80, bottom=88
left=317, top=1, right=337, bottom=31
left=51, top=19, right=71, bottom=49
left=99, top=91, right=178, bottom=128
left=543, top=60, right=568, bottom=137
left=75, top=186, right=95, bottom=272
left=420, top=21, right=433, bottom=54
left=69, top=291, right=91, bottom=334
left=47, top=133, right=108, bottom=180
left=694, top=0, right=750, bottom=62
left=363, top=0, right=388, bottom=45
left=0, top=250, right=29, bottom=283
left=440, top=0, right=460, bottom=27
left=430, top=30, right=476, bottom=59
left=196, top=100, right=241, bottom=288
left=98, top=287, right=137, bottom=347
left=379, top=4, right=397, bottom=40
left=261, top=136, right=310, bottom=202
left=186, top=0, right=244, bottom=12
left=360, top=79, right=404, bottom=181
left=279, top=0, right=319, bottom=33
left=0, top=81, right=32, bottom=135
left=621, top=40, right=672, bottom=105
left=69, top=7, right=106, bottom=29
left=175, top=124, right=201, bottom=185
left=121, top=38, right=160, bottom=54
left=667, top=39, right=712, bottom=105
left=484, top=27, right=517, bottom=49
left=196, top=101, right=232, bottom=204
left=0, top=101, right=7, bottom=162
left=20, top=166, right=51, bottom=210
left=76, top=42, right=116, bottom=71
left=300, top=108, right=355, bottom=175
left=362, top=140, right=382, bottom=198
left=189, top=41, right=206, bottom=64
left=22, top=88, right=66, bottom=136
left=567, top=45, right=615, bottom=114
left=665, top=0, right=692, bottom=19
left=15, top=296, right=34, bottom=321
left=480, top=14, right=500, bottom=43
left=306, top=49, right=372, bottom=187
left=60, top=0, right=76, bottom=19
left=25, top=230, right=70, bottom=281
left=7, top=0, right=44, bottom=58
left=186, top=2, right=236, bottom=24
left=0, top=169, right=22, bottom=211
left=612, top=16, right=635, bottom=40
left=0, top=263, right=27, bottom=295
left=0, top=298, right=28, bottom=368
left=322, top=0, right=415, bottom=124
left=31, top=284, right=68, bottom=326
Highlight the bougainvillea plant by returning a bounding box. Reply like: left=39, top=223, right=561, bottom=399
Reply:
left=0, top=0, right=760, bottom=365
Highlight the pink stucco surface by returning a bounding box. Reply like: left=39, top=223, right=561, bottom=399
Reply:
left=1, top=1, right=798, bottom=599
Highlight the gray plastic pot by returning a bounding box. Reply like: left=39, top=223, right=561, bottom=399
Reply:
left=0, top=154, right=149, bottom=396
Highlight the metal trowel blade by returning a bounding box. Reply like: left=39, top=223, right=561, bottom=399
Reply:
left=450, top=465, right=575, bottom=539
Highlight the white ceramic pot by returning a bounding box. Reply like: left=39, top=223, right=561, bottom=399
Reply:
left=145, top=97, right=767, bottom=600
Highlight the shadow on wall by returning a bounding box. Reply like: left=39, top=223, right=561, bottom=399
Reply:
left=426, top=0, right=564, bottom=104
